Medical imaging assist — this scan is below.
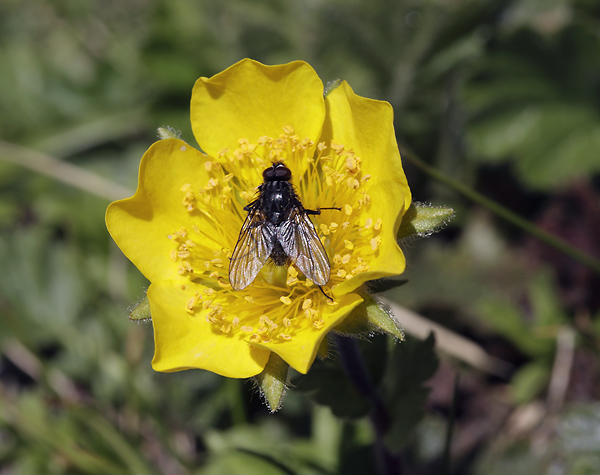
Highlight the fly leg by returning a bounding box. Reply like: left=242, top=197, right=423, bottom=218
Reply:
left=318, top=286, right=335, bottom=302
left=305, top=207, right=341, bottom=215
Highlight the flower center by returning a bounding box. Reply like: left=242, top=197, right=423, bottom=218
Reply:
left=166, top=127, right=384, bottom=344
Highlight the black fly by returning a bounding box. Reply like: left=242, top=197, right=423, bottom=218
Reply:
left=229, top=162, right=338, bottom=294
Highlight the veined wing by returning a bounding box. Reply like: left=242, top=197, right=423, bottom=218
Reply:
left=277, top=207, right=331, bottom=286
left=229, top=205, right=276, bottom=290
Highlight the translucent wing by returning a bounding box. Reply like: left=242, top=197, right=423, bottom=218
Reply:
left=229, top=204, right=276, bottom=290
left=277, top=207, right=331, bottom=286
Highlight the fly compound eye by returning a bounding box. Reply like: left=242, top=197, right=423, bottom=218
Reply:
left=275, top=165, right=292, bottom=181
left=263, top=163, right=291, bottom=181
left=262, top=167, right=275, bottom=180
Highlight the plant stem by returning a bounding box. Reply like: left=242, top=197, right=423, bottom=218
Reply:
left=401, top=148, right=600, bottom=275
left=334, top=335, right=401, bottom=475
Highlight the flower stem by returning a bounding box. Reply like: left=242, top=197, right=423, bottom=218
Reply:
left=401, top=148, right=600, bottom=276
left=333, top=335, right=401, bottom=475
left=0, top=140, right=133, bottom=201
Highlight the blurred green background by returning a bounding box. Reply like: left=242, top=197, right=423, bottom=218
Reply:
left=2, top=0, right=600, bottom=473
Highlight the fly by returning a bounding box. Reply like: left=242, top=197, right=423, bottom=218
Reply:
left=229, top=161, right=339, bottom=295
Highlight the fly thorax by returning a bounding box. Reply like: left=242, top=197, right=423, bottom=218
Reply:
left=260, top=181, right=295, bottom=225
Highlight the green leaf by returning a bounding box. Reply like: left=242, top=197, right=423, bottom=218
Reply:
left=294, top=358, right=370, bottom=419
left=128, top=295, right=151, bottom=322
left=509, top=362, right=550, bottom=404
left=334, top=293, right=404, bottom=341
left=156, top=126, right=181, bottom=140
left=324, top=79, right=342, bottom=97
left=294, top=335, right=388, bottom=419
left=397, top=202, right=455, bottom=240
left=254, top=353, right=290, bottom=413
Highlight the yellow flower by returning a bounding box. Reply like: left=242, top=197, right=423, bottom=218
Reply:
left=106, top=59, right=411, bottom=379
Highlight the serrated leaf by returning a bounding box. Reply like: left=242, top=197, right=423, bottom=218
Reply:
left=382, top=333, right=439, bottom=450
left=294, top=335, right=388, bottom=419
left=294, top=359, right=370, bottom=419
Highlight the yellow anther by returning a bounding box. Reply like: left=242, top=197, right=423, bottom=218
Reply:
left=370, top=236, right=382, bottom=250
left=280, top=296, right=292, bottom=305
left=204, top=161, right=213, bottom=172
left=345, top=155, right=358, bottom=172
left=204, top=178, right=218, bottom=191
left=221, top=324, right=231, bottom=334
left=202, top=300, right=212, bottom=309
left=374, top=218, right=383, bottom=231
left=313, top=319, right=325, bottom=329
left=333, top=254, right=343, bottom=265
left=170, top=249, right=177, bottom=261
left=232, top=316, right=240, bottom=327
left=283, top=317, right=292, bottom=327
left=241, top=325, right=254, bottom=333
left=344, top=240, right=354, bottom=250
left=244, top=296, right=254, bottom=303
left=185, top=297, right=196, bottom=312
left=304, top=308, right=318, bottom=319
left=344, top=204, right=353, bottom=216
left=329, top=222, right=339, bottom=233
left=341, top=254, right=352, bottom=264
left=180, top=183, right=192, bottom=192
left=288, top=266, right=298, bottom=278
left=283, top=125, right=295, bottom=135
left=337, top=269, right=347, bottom=278
left=178, top=261, right=193, bottom=274
left=319, top=223, right=330, bottom=235
left=302, top=299, right=312, bottom=310
left=364, top=217, right=373, bottom=229
left=280, top=334, right=292, bottom=340
left=347, top=177, right=360, bottom=189
left=317, top=142, right=327, bottom=152
left=361, top=174, right=371, bottom=182
left=204, top=288, right=215, bottom=295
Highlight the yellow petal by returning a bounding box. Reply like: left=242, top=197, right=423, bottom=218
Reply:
left=149, top=280, right=270, bottom=378
left=191, top=59, right=325, bottom=157
left=248, top=293, right=363, bottom=374
left=323, top=82, right=412, bottom=294
left=106, top=139, right=225, bottom=283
